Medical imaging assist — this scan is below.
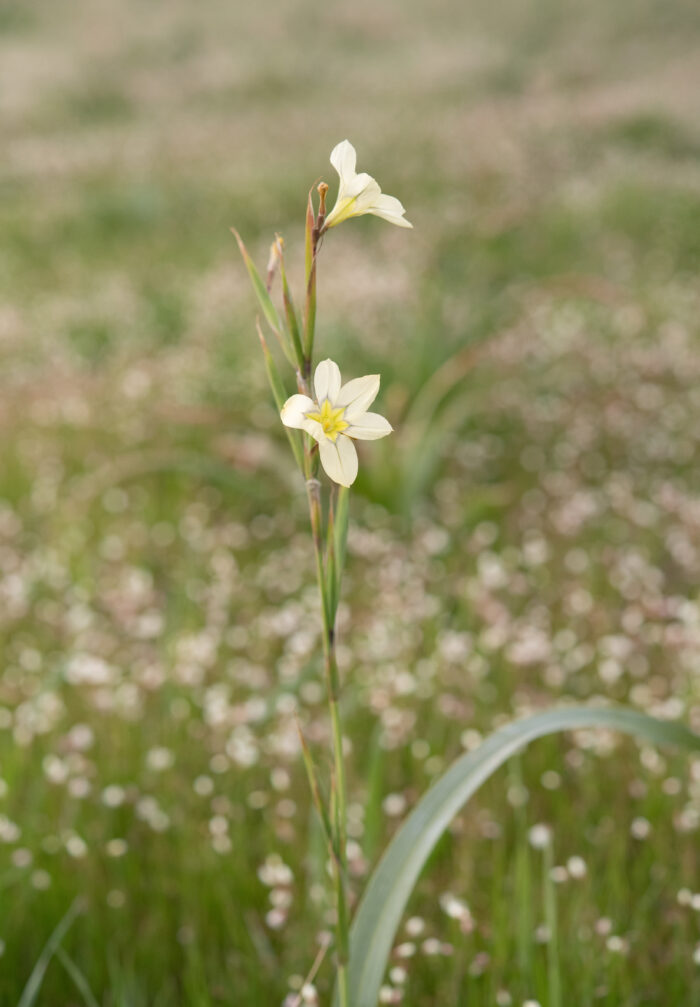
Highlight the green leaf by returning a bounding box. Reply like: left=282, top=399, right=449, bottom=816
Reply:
left=277, top=240, right=304, bottom=369
left=325, top=506, right=338, bottom=625
left=256, top=321, right=304, bottom=472
left=56, top=948, right=101, bottom=1007
left=298, top=720, right=336, bottom=858
left=231, top=228, right=292, bottom=361
left=325, top=486, right=349, bottom=623
left=333, top=486, right=349, bottom=592
left=340, top=706, right=700, bottom=1007
left=256, top=320, right=287, bottom=412
left=18, top=898, right=83, bottom=1007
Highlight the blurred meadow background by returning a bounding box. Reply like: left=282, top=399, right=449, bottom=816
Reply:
left=1, top=0, right=700, bottom=1004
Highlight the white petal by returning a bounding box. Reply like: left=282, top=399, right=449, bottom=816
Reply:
left=330, top=140, right=357, bottom=184
left=351, top=176, right=382, bottom=212
left=341, top=171, right=372, bottom=199
left=324, top=196, right=354, bottom=229
left=373, top=193, right=406, bottom=215
left=373, top=211, right=413, bottom=229
left=319, top=435, right=358, bottom=487
left=336, top=374, right=380, bottom=419
left=314, top=359, right=342, bottom=404
left=280, top=394, right=323, bottom=439
left=280, top=394, right=314, bottom=429
left=371, top=193, right=413, bottom=228
left=346, top=412, right=393, bottom=440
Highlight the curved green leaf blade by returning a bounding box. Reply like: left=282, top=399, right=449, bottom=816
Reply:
left=231, top=228, right=284, bottom=339
left=343, top=706, right=699, bottom=1007
left=18, top=898, right=83, bottom=1007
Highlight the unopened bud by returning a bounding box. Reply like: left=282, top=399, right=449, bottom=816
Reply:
left=266, top=234, right=284, bottom=291
left=317, top=182, right=328, bottom=225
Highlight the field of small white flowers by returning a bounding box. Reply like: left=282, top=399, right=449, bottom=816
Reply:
left=1, top=1, right=699, bottom=1005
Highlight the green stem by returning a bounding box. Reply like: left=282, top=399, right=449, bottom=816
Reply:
left=305, top=475, right=350, bottom=1007
left=510, top=758, right=531, bottom=993
left=544, top=839, right=561, bottom=1007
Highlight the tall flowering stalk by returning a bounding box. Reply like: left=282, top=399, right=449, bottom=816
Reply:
left=234, top=144, right=699, bottom=1007
left=234, top=140, right=410, bottom=1005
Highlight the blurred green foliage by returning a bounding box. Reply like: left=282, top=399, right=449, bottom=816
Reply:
left=0, top=0, right=699, bottom=1004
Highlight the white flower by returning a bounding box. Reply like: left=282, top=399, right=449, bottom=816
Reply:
left=528, top=824, right=552, bottom=850
left=281, top=359, right=393, bottom=487
left=323, top=140, right=412, bottom=230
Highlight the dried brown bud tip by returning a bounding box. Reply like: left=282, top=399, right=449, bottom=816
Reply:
left=317, top=182, right=328, bottom=220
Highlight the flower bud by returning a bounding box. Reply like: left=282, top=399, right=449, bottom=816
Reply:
left=266, top=234, right=284, bottom=291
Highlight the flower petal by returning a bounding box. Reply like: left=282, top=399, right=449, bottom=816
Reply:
left=351, top=176, right=382, bottom=211
left=346, top=412, right=393, bottom=440
left=280, top=394, right=323, bottom=439
left=324, top=196, right=354, bottom=229
left=314, top=359, right=342, bottom=404
left=371, top=193, right=413, bottom=228
left=319, top=435, right=358, bottom=487
left=280, top=394, right=314, bottom=429
left=336, top=374, right=380, bottom=419
left=330, top=140, right=357, bottom=185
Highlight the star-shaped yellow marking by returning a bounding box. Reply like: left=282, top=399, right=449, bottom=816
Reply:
left=305, top=399, right=349, bottom=442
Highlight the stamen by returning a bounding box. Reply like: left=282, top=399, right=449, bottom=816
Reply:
left=306, top=400, right=349, bottom=442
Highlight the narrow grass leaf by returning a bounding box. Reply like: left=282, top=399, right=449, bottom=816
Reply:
left=18, top=897, right=83, bottom=1007
left=231, top=228, right=295, bottom=364
left=340, top=706, right=700, bottom=1007
left=277, top=239, right=304, bottom=368
left=297, top=720, right=336, bottom=858
left=57, top=948, right=101, bottom=1007
left=333, top=486, right=349, bottom=601
left=257, top=320, right=304, bottom=471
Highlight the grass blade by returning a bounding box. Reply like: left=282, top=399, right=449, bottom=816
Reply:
left=297, top=719, right=336, bottom=859
left=256, top=320, right=304, bottom=472
left=340, top=706, right=700, bottom=1007
left=231, top=228, right=284, bottom=338
left=276, top=237, right=304, bottom=369
left=57, top=947, right=101, bottom=1007
left=333, top=486, right=349, bottom=600
left=18, top=897, right=83, bottom=1007
left=232, top=227, right=297, bottom=365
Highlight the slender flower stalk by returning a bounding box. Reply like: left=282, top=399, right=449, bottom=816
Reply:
left=306, top=473, right=350, bottom=1005
left=234, top=140, right=411, bottom=1004
left=543, top=838, right=561, bottom=1007
left=303, top=186, right=321, bottom=373
left=234, top=140, right=700, bottom=1007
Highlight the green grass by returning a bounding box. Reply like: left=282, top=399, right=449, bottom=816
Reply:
left=0, top=0, right=699, bottom=1004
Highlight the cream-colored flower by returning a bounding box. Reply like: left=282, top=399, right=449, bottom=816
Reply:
left=323, top=140, right=412, bottom=230
left=281, top=359, right=393, bottom=487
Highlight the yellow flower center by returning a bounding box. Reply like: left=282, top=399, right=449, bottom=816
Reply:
left=305, top=399, right=349, bottom=442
